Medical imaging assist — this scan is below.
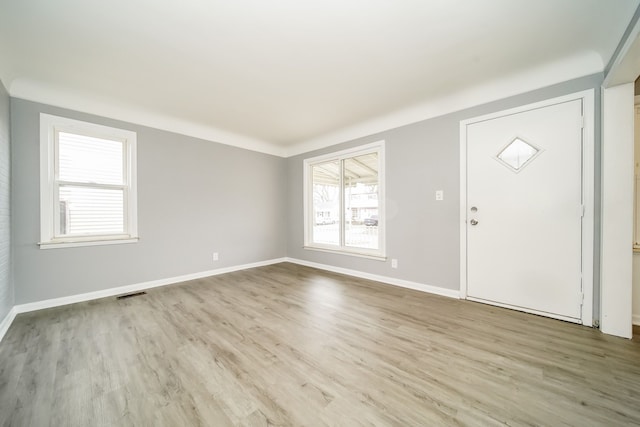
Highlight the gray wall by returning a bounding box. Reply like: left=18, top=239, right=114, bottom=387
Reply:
left=7, top=73, right=604, bottom=315
left=11, top=99, right=287, bottom=304
left=0, top=80, right=12, bottom=321
left=286, top=74, right=603, bottom=317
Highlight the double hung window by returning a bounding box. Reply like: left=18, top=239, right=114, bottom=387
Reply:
left=40, top=114, right=138, bottom=248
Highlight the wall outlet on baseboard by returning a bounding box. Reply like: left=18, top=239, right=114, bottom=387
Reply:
left=213, top=252, right=219, bottom=261
left=391, top=259, right=398, bottom=269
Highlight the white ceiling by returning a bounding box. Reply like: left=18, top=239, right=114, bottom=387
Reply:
left=0, top=0, right=638, bottom=156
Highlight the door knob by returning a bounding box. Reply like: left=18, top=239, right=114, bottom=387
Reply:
left=470, top=219, right=478, bottom=226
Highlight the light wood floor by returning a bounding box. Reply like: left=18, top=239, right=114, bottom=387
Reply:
left=1, top=263, right=640, bottom=426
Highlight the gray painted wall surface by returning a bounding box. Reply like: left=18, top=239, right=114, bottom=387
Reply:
left=286, top=74, right=603, bottom=318
left=8, top=74, right=603, bottom=316
left=0, top=80, right=12, bottom=321
left=11, top=99, right=287, bottom=304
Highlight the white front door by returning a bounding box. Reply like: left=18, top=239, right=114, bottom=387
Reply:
left=464, top=98, right=585, bottom=322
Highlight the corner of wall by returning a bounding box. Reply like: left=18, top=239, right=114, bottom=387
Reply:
left=0, top=77, right=14, bottom=331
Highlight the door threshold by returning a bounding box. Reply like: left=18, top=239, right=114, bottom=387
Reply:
left=466, top=296, right=583, bottom=325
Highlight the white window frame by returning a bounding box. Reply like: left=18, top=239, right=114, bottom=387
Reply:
left=303, top=141, right=386, bottom=260
left=634, top=101, right=640, bottom=251
left=39, top=113, right=138, bottom=249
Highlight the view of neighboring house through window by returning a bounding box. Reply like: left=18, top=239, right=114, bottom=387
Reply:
left=39, top=114, right=138, bottom=248
left=304, top=142, right=385, bottom=258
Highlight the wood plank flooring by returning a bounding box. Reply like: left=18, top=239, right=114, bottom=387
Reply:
left=1, top=262, right=640, bottom=426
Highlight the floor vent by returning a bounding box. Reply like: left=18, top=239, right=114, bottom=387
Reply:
left=116, top=291, right=147, bottom=300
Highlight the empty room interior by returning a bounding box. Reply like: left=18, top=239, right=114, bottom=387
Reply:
left=3, top=0, right=640, bottom=425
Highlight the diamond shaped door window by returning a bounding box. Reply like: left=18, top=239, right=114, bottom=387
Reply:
left=496, top=138, right=539, bottom=172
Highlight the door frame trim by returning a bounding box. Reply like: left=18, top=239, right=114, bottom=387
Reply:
left=459, top=89, right=595, bottom=326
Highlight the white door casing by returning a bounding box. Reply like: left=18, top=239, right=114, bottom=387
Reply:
left=600, top=3, right=639, bottom=339
left=600, top=84, right=634, bottom=338
left=460, top=90, right=595, bottom=326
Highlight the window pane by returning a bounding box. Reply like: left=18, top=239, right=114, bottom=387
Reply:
left=59, top=186, right=124, bottom=235
left=497, top=137, right=538, bottom=171
left=58, top=132, right=123, bottom=185
left=344, top=153, right=379, bottom=250
left=312, top=161, right=340, bottom=246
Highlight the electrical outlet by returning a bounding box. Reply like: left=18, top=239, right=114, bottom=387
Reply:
left=435, top=190, right=444, bottom=201
left=391, top=259, right=398, bottom=269
left=213, top=252, right=219, bottom=261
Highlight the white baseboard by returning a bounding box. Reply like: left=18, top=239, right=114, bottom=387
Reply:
left=1, top=256, right=457, bottom=343
left=285, top=257, right=460, bottom=299
left=12, top=257, right=287, bottom=316
left=633, top=314, right=640, bottom=326
left=0, top=306, right=18, bottom=343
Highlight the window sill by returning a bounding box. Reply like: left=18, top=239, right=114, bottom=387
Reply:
left=303, top=245, right=387, bottom=261
left=39, top=237, right=139, bottom=250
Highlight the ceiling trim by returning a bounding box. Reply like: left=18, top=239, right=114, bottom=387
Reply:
left=8, top=51, right=602, bottom=159
left=604, top=3, right=640, bottom=82
left=603, top=4, right=640, bottom=87
left=285, top=51, right=603, bottom=157
left=9, top=78, right=286, bottom=158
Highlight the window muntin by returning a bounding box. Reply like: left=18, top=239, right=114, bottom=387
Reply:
left=40, top=114, right=138, bottom=248
left=304, top=142, right=385, bottom=258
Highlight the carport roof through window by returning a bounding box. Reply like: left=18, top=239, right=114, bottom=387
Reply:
left=312, top=153, right=379, bottom=185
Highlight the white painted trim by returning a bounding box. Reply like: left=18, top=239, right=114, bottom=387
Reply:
left=12, top=258, right=286, bottom=315
left=459, top=90, right=595, bottom=129
left=633, top=314, right=640, bottom=326
left=603, top=13, right=640, bottom=88
left=600, top=84, right=635, bottom=339
left=39, top=113, right=139, bottom=247
left=285, top=257, right=460, bottom=299
left=302, top=140, right=385, bottom=163
left=459, top=119, right=468, bottom=299
left=39, top=237, right=139, bottom=249
left=303, top=246, right=387, bottom=261
left=599, top=8, right=640, bottom=339
left=582, top=90, right=596, bottom=328
left=459, top=89, right=595, bottom=327
left=0, top=307, right=18, bottom=343
left=1, top=257, right=458, bottom=344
